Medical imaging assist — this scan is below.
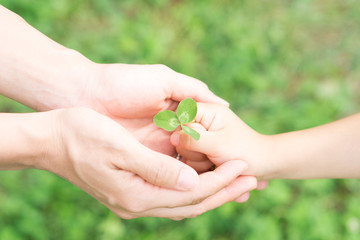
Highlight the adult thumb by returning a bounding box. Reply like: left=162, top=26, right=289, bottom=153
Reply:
left=170, top=72, right=229, bottom=106
left=126, top=147, right=200, bottom=191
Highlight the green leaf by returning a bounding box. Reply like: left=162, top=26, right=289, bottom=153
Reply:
left=176, top=98, right=197, bottom=124
left=181, top=125, right=200, bottom=141
left=153, top=110, right=179, bottom=131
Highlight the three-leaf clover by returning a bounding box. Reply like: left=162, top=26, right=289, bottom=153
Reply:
left=153, top=98, right=200, bottom=141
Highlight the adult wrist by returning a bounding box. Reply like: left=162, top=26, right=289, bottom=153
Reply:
left=24, top=111, right=62, bottom=171
left=30, top=49, right=98, bottom=112
left=0, top=111, right=59, bottom=171
left=0, top=6, right=99, bottom=112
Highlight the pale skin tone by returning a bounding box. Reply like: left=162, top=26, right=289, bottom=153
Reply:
left=171, top=103, right=360, bottom=181
left=0, top=108, right=258, bottom=220
left=0, top=5, right=260, bottom=219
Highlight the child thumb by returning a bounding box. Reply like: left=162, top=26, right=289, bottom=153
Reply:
left=170, top=123, right=218, bottom=156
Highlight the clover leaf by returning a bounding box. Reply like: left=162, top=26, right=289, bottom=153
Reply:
left=153, top=110, right=179, bottom=131
left=153, top=98, right=200, bottom=141
left=177, top=98, right=197, bottom=124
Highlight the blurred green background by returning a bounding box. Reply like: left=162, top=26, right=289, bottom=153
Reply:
left=1, top=0, right=360, bottom=239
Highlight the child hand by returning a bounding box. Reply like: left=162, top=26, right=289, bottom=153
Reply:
left=170, top=103, right=270, bottom=180
left=172, top=103, right=360, bottom=181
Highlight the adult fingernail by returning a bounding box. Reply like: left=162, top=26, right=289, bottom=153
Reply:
left=171, top=133, right=180, bottom=146
left=176, top=167, right=199, bottom=190
left=234, top=193, right=250, bottom=203
left=248, top=177, right=258, bottom=190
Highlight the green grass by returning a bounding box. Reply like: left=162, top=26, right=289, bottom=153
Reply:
left=1, top=0, right=360, bottom=239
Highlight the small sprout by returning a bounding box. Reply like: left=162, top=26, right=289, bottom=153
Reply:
left=153, top=98, right=200, bottom=141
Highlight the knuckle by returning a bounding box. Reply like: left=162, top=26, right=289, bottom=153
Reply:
left=211, top=172, right=227, bottom=189
left=196, top=208, right=206, bottom=217
left=188, top=207, right=205, bottom=219
left=119, top=213, right=136, bottom=220
left=223, top=186, right=237, bottom=202
left=189, top=194, right=205, bottom=206
left=196, top=79, right=209, bottom=89
left=148, top=160, right=167, bottom=187
left=125, top=201, right=147, bottom=213
left=155, top=64, right=171, bottom=71
left=106, top=195, right=120, bottom=208
left=111, top=209, right=135, bottom=220
left=180, top=133, right=193, bottom=149
left=120, top=195, right=148, bottom=213
left=119, top=195, right=140, bottom=213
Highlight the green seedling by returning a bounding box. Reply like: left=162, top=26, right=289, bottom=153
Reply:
left=153, top=98, right=200, bottom=141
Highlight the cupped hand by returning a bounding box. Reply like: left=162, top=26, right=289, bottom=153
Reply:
left=89, top=64, right=228, bottom=118
left=42, top=107, right=256, bottom=219
left=82, top=63, right=229, bottom=155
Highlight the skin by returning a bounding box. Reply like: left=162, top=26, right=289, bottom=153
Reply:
left=171, top=103, right=360, bottom=180
left=0, top=108, right=257, bottom=220
left=0, top=5, right=259, bottom=219
left=0, top=5, right=228, bottom=156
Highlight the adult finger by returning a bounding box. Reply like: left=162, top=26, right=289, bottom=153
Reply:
left=99, top=160, right=248, bottom=215
left=139, top=160, right=248, bottom=209
left=169, top=71, right=229, bottom=106
left=141, top=176, right=257, bottom=219
left=234, top=192, right=251, bottom=203
left=257, top=181, right=269, bottom=190
left=120, top=145, right=200, bottom=191
left=101, top=161, right=248, bottom=215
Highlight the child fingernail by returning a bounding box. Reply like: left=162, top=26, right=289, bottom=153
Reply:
left=171, top=133, right=180, bottom=146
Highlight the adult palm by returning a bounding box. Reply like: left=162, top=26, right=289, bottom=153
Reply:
left=87, top=63, right=228, bottom=155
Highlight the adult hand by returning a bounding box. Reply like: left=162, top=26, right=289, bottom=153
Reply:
left=0, top=6, right=257, bottom=217
left=90, top=64, right=228, bottom=118
left=0, top=6, right=227, bottom=158
left=86, top=64, right=268, bottom=196
left=41, top=107, right=256, bottom=220
left=82, top=63, right=229, bottom=156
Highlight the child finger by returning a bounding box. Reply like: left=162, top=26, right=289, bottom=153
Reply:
left=183, top=159, right=214, bottom=173
left=170, top=125, right=218, bottom=156
left=176, top=146, right=208, bottom=162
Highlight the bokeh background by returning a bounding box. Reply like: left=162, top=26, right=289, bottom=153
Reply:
left=1, top=0, right=360, bottom=239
